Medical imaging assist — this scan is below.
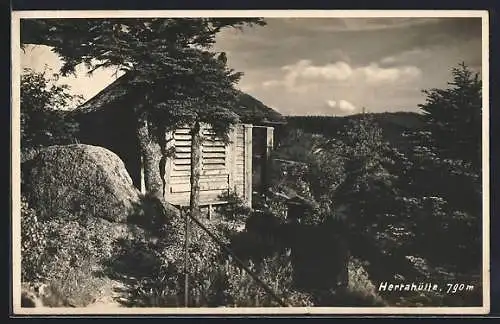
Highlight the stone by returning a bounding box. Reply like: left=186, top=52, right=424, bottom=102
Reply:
left=22, top=144, right=142, bottom=223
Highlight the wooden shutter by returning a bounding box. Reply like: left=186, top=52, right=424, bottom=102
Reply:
left=172, top=128, right=192, bottom=173
left=201, top=128, right=228, bottom=171
left=167, top=125, right=231, bottom=205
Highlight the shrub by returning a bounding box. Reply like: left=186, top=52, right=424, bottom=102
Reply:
left=126, top=211, right=225, bottom=307
left=21, top=196, right=52, bottom=283
left=342, top=258, right=386, bottom=306
left=128, top=208, right=313, bottom=307
left=308, top=257, right=386, bottom=307
left=222, top=252, right=314, bottom=307
left=21, top=196, right=120, bottom=306
left=21, top=67, right=83, bottom=150
left=45, top=261, right=112, bottom=307
left=217, top=190, right=252, bottom=222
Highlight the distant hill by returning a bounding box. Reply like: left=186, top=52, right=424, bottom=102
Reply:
left=283, top=112, right=425, bottom=152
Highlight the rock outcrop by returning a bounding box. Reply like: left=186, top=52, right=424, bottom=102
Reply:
left=22, top=144, right=142, bottom=222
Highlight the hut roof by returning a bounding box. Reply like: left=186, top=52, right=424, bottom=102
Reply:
left=74, top=73, right=286, bottom=125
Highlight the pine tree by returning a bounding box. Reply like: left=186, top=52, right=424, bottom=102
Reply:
left=418, top=62, right=482, bottom=172
left=404, top=63, right=483, bottom=268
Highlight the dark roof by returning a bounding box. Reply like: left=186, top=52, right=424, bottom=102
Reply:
left=74, top=73, right=133, bottom=114
left=74, top=73, right=286, bottom=125
left=233, top=92, right=286, bottom=125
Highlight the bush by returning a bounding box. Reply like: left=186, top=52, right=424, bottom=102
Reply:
left=124, top=210, right=225, bottom=307
left=45, top=262, right=112, bottom=307
left=222, top=252, right=314, bottom=307
left=21, top=67, right=83, bottom=150
left=308, top=257, right=386, bottom=307
left=217, top=190, right=252, bottom=222
left=21, top=196, right=49, bottom=283
left=21, top=196, right=120, bottom=306
left=342, top=258, right=386, bottom=306
left=127, top=208, right=313, bottom=307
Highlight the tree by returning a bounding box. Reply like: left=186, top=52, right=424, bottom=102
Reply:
left=406, top=63, right=483, bottom=268
left=20, top=18, right=266, bottom=217
left=329, top=115, right=398, bottom=228
left=418, top=62, right=482, bottom=172
left=21, top=67, right=83, bottom=152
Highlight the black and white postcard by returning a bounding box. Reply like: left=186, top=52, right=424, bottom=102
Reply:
left=11, top=10, right=490, bottom=315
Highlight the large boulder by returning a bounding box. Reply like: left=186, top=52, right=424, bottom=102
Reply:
left=22, top=144, right=142, bottom=223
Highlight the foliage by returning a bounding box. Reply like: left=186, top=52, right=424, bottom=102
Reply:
left=21, top=18, right=266, bottom=77
left=345, top=258, right=385, bottom=303
left=272, top=116, right=397, bottom=227
left=46, top=261, right=111, bottom=307
left=222, top=252, right=314, bottom=307
left=321, top=257, right=386, bottom=307
left=21, top=195, right=49, bottom=283
left=21, top=67, right=83, bottom=150
left=418, top=62, right=482, bottom=171
left=124, top=207, right=311, bottom=307
left=216, top=189, right=252, bottom=222
left=283, top=112, right=424, bottom=153
left=329, top=115, right=399, bottom=228
left=264, top=63, right=483, bottom=306
left=21, top=195, right=118, bottom=306
left=272, top=128, right=320, bottom=164
left=267, top=129, right=328, bottom=225
left=21, top=18, right=266, bottom=138
left=401, top=63, right=482, bottom=269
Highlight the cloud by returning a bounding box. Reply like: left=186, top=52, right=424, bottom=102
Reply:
left=352, top=18, right=442, bottom=31
left=262, top=59, right=422, bottom=93
left=380, top=48, right=433, bottom=65
left=358, top=63, right=422, bottom=83
left=338, top=100, right=357, bottom=112
left=262, top=80, right=281, bottom=88
left=283, top=60, right=353, bottom=81
left=279, top=17, right=442, bottom=33
left=326, top=100, right=337, bottom=108
left=22, top=18, right=482, bottom=118
left=326, top=99, right=357, bottom=113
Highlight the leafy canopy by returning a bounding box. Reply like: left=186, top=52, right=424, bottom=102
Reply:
left=21, top=18, right=267, bottom=135
left=21, top=67, right=83, bottom=149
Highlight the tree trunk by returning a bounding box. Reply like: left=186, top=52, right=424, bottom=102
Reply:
left=136, top=111, right=164, bottom=200
left=190, top=121, right=202, bottom=218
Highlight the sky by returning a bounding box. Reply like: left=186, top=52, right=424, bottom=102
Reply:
left=20, top=16, right=484, bottom=116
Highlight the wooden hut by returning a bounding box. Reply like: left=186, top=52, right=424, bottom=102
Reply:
left=71, top=74, right=286, bottom=209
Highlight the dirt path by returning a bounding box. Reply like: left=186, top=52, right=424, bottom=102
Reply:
left=86, top=278, right=134, bottom=309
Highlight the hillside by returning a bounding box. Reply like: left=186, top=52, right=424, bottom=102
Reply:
left=283, top=112, right=425, bottom=152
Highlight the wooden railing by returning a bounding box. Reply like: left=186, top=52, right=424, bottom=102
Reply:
left=177, top=206, right=289, bottom=307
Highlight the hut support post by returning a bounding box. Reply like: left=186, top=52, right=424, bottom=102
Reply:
left=244, top=124, right=253, bottom=208
left=264, top=127, right=274, bottom=192
left=208, top=204, right=213, bottom=220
